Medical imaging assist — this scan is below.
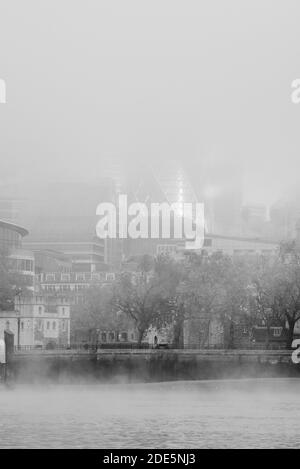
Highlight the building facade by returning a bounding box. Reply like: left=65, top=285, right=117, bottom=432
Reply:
left=0, top=295, right=71, bottom=349
left=0, top=218, right=35, bottom=290
left=123, top=233, right=278, bottom=259
left=36, top=271, right=116, bottom=300
left=19, top=181, right=117, bottom=272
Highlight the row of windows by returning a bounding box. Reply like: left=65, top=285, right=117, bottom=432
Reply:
left=156, top=242, right=274, bottom=256
left=100, top=331, right=133, bottom=342
left=43, top=284, right=89, bottom=292
left=43, top=320, right=67, bottom=332
left=33, top=242, right=105, bottom=252
left=156, top=245, right=177, bottom=255
left=0, top=227, right=22, bottom=249
left=9, top=258, right=34, bottom=272
left=37, top=306, right=67, bottom=315
left=43, top=273, right=115, bottom=282
left=21, top=319, right=68, bottom=332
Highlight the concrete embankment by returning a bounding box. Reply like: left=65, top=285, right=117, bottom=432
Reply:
left=6, top=349, right=300, bottom=384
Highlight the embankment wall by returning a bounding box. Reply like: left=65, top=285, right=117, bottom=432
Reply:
left=7, top=349, right=300, bottom=384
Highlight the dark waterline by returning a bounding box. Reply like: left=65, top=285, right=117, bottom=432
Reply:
left=1, top=378, right=300, bottom=449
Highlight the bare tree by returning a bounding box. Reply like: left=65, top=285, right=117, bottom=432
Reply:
left=113, top=267, right=172, bottom=346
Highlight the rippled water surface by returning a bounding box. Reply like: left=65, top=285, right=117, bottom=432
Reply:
left=1, top=379, right=300, bottom=448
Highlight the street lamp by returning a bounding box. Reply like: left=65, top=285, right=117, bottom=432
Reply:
left=14, top=287, right=22, bottom=350
left=16, top=309, right=21, bottom=350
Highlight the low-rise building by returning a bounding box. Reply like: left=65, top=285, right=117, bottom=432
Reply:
left=125, top=233, right=278, bottom=259
left=0, top=294, right=71, bottom=349
left=35, top=271, right=116, bottom=304
left=0, top=218, right=35, bottom=290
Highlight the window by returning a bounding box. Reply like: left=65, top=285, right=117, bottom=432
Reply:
left=21, top=321, right=24, bottom=331
left=120, top=332, right=128, bottom=341
left=156, top=245, right=177, bottom=255
left=106, top=273, right=115, bottom=281
left=62, top=307, right=65, bottom=315
left=62, top=320, right=66, bottom=331
left=273, top=327, right=282, bottom=337
left=91, top=273, right=100, bottom=281
left=61, top=274, right=70, bottom=282
left=52, top=321, right=56, bottom=330
left=38, top=306, right=42, bottom=315
left=11, top=258, right=33, bottom=272
left=25, top=259, right=33, bottom=271
left=76, top=273, right=85, bottom=281
left=47, top=321, right=50, bottom=330
left=46, top=274, right=55, bottom=281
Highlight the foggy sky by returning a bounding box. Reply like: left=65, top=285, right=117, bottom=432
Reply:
left=1, top=0, right=300, bottom=206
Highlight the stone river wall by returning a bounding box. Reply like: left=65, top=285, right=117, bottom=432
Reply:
left=5, top=349, right=300, bottom=384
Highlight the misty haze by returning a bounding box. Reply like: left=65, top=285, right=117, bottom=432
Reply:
left=1, top=0, right=300, bottom=452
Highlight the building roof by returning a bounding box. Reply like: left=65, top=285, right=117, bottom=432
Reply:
left=0, top=218, right=28, bottom=237
left=206, top=233, right=278, bottom=245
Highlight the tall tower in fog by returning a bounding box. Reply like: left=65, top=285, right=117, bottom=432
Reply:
left=186, top=146, right=243, bottom=235
left=150, top=159, right=198, bottom=208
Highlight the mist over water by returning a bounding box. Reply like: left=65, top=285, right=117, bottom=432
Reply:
left=1, top=379, right=300, bottom=449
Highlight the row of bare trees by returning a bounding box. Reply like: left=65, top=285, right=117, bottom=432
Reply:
left=71, top=242, right=300, bottom=349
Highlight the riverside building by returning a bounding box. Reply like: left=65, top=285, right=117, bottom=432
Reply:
left=0, top=294, right=71, bottom=349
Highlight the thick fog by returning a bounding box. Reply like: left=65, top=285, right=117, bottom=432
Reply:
left=0, top=0, right=300, bottom=206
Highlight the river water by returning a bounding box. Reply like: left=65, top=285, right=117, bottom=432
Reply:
left=0, top=378, right=300, bottom=448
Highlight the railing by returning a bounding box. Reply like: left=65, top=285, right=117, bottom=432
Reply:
left=14, top=342, right=151, bottom=352
left=14, top=342, right=291, bottom=352
left=181, top=343, right=289, bottom=351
